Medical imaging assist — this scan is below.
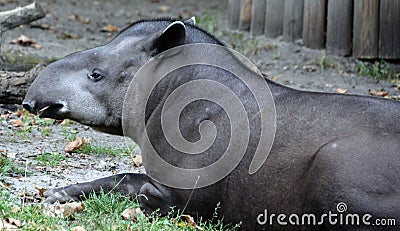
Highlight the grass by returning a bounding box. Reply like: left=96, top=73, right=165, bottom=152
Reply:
left=77, top=142, right=133, bottom=157
left=0, top=189, right=240, bottom=231
left=14, top=126, right=32, bottom=139
left=197, top=12, right=223, bottom=37
left=34, top=152, right=66, bottom=167
left=196, top=10, right=276, bottom=56
left=5, top=110, right=58, bottom=139
left=0, top=155, right=26, bottom=176
left=314, top=53, right=337, bottom=70
left=356, top=60, right=399, bottom=82
left=62, top=127, right=79, bottom=141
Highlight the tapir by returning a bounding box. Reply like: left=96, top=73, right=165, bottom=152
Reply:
left=23, top=17, right=400, bottom=230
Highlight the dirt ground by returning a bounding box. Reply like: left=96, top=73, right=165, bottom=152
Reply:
left=0, top=0, right=399, bottom=201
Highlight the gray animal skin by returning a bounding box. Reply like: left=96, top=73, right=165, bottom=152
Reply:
left=23, top=17, right=400, bottom=230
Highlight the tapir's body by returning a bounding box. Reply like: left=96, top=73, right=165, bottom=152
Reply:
left=23, top=18, right=400, bottom=230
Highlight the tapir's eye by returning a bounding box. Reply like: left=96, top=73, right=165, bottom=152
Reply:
left=87, top=68, right=105, bottom=81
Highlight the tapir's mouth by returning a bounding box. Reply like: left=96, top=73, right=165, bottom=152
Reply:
left=38, top=104, right=68, bottom=120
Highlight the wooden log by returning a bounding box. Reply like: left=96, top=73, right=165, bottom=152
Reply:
left=239, top=0, right=252, bottom=31
left=228, top=0, right=241, bottom=29
left=283, top=0, right=304, bottom=42
left=326, top=0, right=353, bottom=56
left=0, top=2, right=45, bottom=32
left=0, top=64, right=44, bottom=104
left=302, top=0, right=327, bottom=49
left=264, top=0, right=285, bottom=38
left=250, top=0, right=266, bottom=36
left=379, top=0, right=400, bottom=59
left=353, top=0, right=379, bottom=59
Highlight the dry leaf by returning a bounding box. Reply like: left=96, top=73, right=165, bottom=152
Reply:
left=80, top=18, right=91, bottom=24
left=100, top=24, right=119, bottom=33
left=34, top=185, right=47, bottom=197
left=0, top=114, right=10, bottom=119
left=132, top=155, right=143, bottom=167
left=57, top=32, right=81, bottom=40
left=64, top=137, right=89, bottom=153
left=0, top=220, right=19, bottom=230
left=67, top=14, right=79, bottom=20
left=121, top=208, right=143, bottom=222
left=302, top=65, right=317, bottom=72
left=336, top=88, right=347, bottom=94
left=67, top=14, right=90, bottom=24
left=1, top=218, right=23, bottom=228
left=159, top=5, right=170, bottom=12
left=183, top=214, right=203, bottom=229
left=55, top=202, right=85, bottom=217
left=13, top=109, right=24, bottom=117
left=9, top=119, right=22, bottom=127
left=30, top=23, right=51, bottom=30
left=172, top=215, right=203, bottom=230
left=71, top=226, right=86, bottom=231
left=6, top=218, right=22, bottom=227
left=10, top=35, right=41, bottom=49
left=31, top=43, right=41, bottom=49
left=368, top=89, right=389, bottom=97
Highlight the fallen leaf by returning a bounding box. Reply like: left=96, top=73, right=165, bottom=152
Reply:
left=67, top=14, right=79, bottom=20
left=132, top=155, right=143, bottom=167
left=336, top=88, right=347, bottom=94
left=71, top=226, right=86, bottom=231
left=34, top=185, right=47, bottom=197
left=30, top=23, right=51, bottom=30
left=31, top=43, right=41, bottom=49
left=172, top=215, right=203, bottom=230
left=13, top=109, right=24, bottom=117
left=6, top=218, right=22, bottom=227
left=2, top=218, right=23, bottom=228
left=57, top=32, right=81, bottom=40
left=80, top=18, right=91, bottom=24
left=50, top=202, right=85, bottom=217
left=368, top=89, right=389, bottom=97
left=121, top=208, right=144, bottom=222
left=0, top=114, right=10, bottom=119
left=9, top=119, right=22, bottom=127
left=302, top=65, right=317, bottom=72
left=0, top=220, right=19, bottom=230
left=182, top=215, right=203, bottom=230
left=10, top=35, right=41, bottom=49
left=100, top=24, right=119, bottom=33
left=159, top=5, right=170, bottom=12
left=64, top=137, right=89, bottom=153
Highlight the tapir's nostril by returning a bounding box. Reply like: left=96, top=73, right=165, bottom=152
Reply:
left=22, top=101, right=36, bottom=113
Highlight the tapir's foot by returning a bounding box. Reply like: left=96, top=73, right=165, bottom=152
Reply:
left=44, top=185, right=83, bottom=203
left=139, top=182, right=174, bottom=216
left=43, top=173, right=148, bottom=203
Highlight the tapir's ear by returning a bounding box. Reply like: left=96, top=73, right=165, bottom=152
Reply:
left=147, top=21, right=186, bottom=55
left=184, top=16, right=196, bottom=25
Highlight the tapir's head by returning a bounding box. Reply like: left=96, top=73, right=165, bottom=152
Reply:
left=23, top=17, right=224, bottom=135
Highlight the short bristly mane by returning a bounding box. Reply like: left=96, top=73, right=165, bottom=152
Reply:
left=116, top=17, right=226, bottom=46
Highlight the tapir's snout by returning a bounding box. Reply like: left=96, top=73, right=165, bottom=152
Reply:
left=22, top=97, right=70, bottom=120
left=22, top=100, right=36, bottom=113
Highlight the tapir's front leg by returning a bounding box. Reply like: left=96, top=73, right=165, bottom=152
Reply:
left=44, top=173, right=148, bottom=203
